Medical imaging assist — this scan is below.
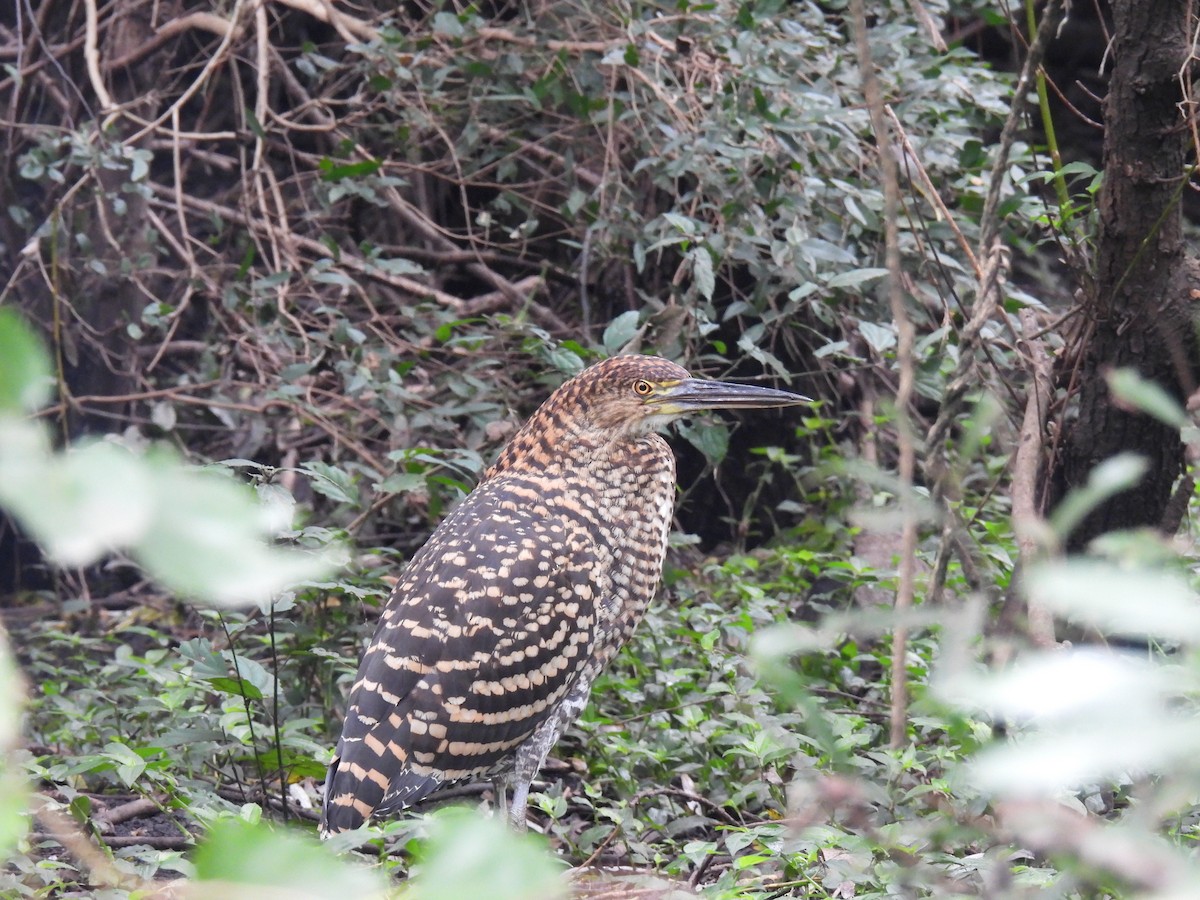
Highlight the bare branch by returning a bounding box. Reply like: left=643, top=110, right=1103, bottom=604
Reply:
left=1012, top=308, right=1057, bottom=647
left=851, top=0, right=918, bottom=749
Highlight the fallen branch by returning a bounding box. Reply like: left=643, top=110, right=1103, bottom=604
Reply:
left=93, top=797, right=162, bottom=832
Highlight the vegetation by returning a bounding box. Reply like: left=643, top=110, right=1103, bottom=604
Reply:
left=2, top=0, right=1200, bottom=897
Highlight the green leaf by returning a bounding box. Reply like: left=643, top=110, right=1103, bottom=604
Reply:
left=180, top=637, right=228, bottom=679
left=942, top=650, right=1200, bottom=796
left=0, top=437, right=155, bottom=566
left=0, top=309, right=52, bottom=413
left=1107, top=368, right=1188, bottom=429
left=432, top=11, right=464, bottom=36
left=192, top=818, right=387, bottom=898
left=602, top=310, right=641, bottom=355
left=207, top=676, right=264, bottom=700
left=317, top=157, right=382, bottom=181
left=826, top=267, right=890, bottom=289
left=1049, top=452, right=1148, bottom=541
left=301, top=461, right=360, bottom=506
left=0, top=630, right=27, bottom=858
left=408, top=808, right=566, bottom=900
left=662, top=212, right=696, bottom=234
left=676, top=418, right=729, bottom=465
left=103, top=741, right=147, bottom=787
left=1025, top=560, right=1200, bottom=642
left=134, top=454, right=334, bottom=606
left=689, top=246, right=715, bottom=301
left=0, top=429, right=333, bottom=604
left=858, top=321, right=896, bottom=353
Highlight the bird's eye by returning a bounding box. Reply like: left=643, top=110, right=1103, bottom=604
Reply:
left=633, top=380, right=654, bottom=397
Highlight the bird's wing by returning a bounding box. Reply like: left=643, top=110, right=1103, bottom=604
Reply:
left=321, top=490, right=605, bottom=833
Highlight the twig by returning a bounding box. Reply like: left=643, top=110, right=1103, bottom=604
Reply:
left=32, top=797, right=143, bottom=891
left=143, top=183, right=469, bottom=308
left=574, top=824, right=624, bottom=871
left=98, top=834, right=194, bottom=849
left=979, top=0, right=1064, bottom=250
left=1160, top=474, right=1195, bottom=534
left=851, top=0, right=917, bottom=750
left=475, top=26, right=618, bottom=55
left=458, top=275, right=547, bottom=315
left=120, top=0, right=250, bottom=140
left=885, top=105, right=980, bottom=280
left=371, top=181, right=571, bottom=331
left=105, top=12, right=244, bottom=71
left=82, top=0, right=114, bottom=112
left=905, top=0, right=948, bottom=53
left=478, top=125, right=603, bottom=190
left=269, top=0, right=379, bottom=43
left=925, top=241, right=1011, bottom=454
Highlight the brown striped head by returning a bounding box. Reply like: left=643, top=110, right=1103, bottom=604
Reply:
left=487, top=355, right=810, bottom=476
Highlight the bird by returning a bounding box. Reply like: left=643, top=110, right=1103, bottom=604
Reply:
left=320, top=354, right=810, bottom=835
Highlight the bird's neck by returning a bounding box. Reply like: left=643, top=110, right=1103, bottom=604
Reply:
left=483, top=415, right=665, bottom=483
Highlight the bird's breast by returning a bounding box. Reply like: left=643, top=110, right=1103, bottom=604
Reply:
left=506, top=434, right=675, bottom=640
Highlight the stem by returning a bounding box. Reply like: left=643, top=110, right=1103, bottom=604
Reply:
left=850, top=0, right=917, bottom=750
left=219, top=614, right=268, bottom=799
left=1025, top=0, right=1073, bottom=217
left=268, top=600, right=289, bottom=820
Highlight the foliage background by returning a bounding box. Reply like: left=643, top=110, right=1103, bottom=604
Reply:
left=2, top=0, right=1200, bottom=897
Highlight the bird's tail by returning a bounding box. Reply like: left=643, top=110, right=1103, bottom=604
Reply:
left=319, top=749, right=444, bottom=836
left=319, top=753, right=380, bottom=836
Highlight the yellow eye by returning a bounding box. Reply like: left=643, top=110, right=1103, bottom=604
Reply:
left=633, top=379, right=654, bottom=397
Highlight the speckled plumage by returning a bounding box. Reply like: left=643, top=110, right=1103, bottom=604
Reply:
left=321, top=355, right=807, bottom=834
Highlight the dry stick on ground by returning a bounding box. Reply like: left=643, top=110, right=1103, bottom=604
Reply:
left=92, top=797, right=162, bottom=831
left=31, top=797, right=147, bottom=892
left=1012, top=308, right=1057, bottom=647
left=850, top=0, right=917, bottom=750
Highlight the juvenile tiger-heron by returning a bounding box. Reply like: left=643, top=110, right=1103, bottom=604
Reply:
left=321, top=355, right=809, bottom=834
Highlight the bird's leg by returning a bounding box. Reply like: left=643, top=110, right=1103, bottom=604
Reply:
left=495, top=773, right=530, bottom=831
left=494, top=778, right=510, bottom=824
left=503, top=682, right=593, bottom=832
left=506, top=777, right=531, bottom=832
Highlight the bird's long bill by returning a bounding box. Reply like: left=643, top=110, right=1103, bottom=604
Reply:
left=658, top=378, right=812, bottom=412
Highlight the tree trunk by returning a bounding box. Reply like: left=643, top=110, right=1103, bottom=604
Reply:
left=1053, top=0, right=1198, bottom=551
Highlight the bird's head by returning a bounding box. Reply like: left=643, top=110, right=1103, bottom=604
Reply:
left=555, top=355, right=811, bottom=437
